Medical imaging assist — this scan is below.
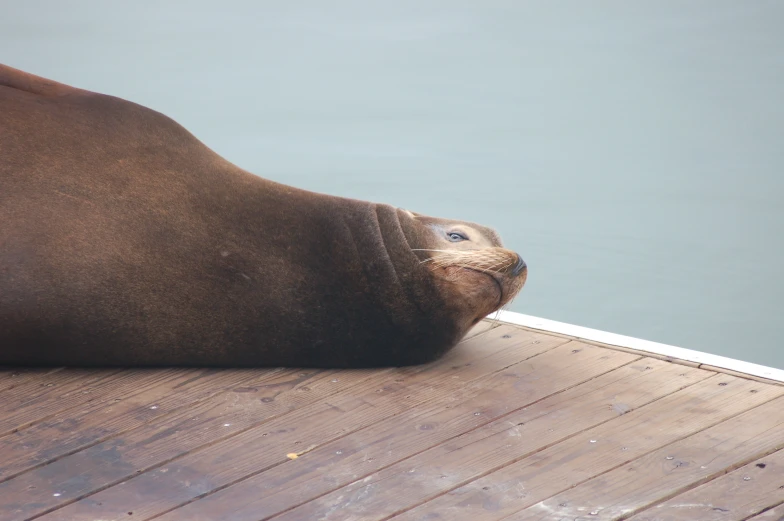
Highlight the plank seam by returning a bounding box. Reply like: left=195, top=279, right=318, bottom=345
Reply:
left=418, top=357, right=710, bottom=462
left=20, top=328, right=551, bottom=518
left=23, top=369, right=392, bottom=521
left=370, top=374, right=779, bottom=521
left=371, top=373, right=733, bottom=521
left=0, top=367, right=65, bottom=394
left=508, top=323, right=784, bottom=387
left=616, top=446, right=784, bottom=521
left=0, top=368, right=293, bottom=484
left=0, top=368, right=128, bottom=439
left=742, top=500, right=784, bottom=521
left=137, top=338, right=578, bottom=521
left=5, top=327, right=539, bottom=487
left=5, top=323, right=493, bottom=457
left=493, top=393, right=784, bottom=521
left=254, top=354, right=655, bottom=521
left=504, top=321, right=784, bottom=387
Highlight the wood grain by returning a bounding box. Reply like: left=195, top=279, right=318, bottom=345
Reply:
left=747, top=504, right=784, bottom=520
left=18, top=326, right=564, bottom=521
left=0, top=369, right=139, bottom=436
left=591, top=445, right=784, bottom=521
left=0, top=368, right=63, bottom=395
left=392, top=378, right=784, bottom=521
left=281, top=374, right=775, bottom=521
left=153, top=342, right=648, bottom=521
left=0, top=368, right=289, bottom=482
left=0, top=368, right=359, bottom=520
left=510, top=395, right=784, bottom=520
left=0, top=320, right=494, bottom=484
left=2, top=323, right=782, bottom=521
left=266, top=361, right=717, bottom=521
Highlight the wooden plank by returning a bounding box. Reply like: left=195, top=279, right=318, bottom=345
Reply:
left=0, top=368, right=363, bottom=520
left=525, top=406, right=784, bottom=521
left=747, top=504, right=784, bottom=520
left=0, top=369, right=114, bottom=412
left=393, top=380, right=784, bottom=521
left=0, top=367, right=63, bottom=394
left=273, top=375, right=781, bottom=521
left=577, top=340, right=702, bottom=368
left=0, top=369, right=192, bottom=441
left=0, top=369, right=130, bottom=436
left=19, top=326, right=561, bottom=521
left=154, top=357, right=710, bottom=521
left=25, top=325, right=569, bottom=521
left=699, top=364, right=784, bottom=387
left=624, top=449, right=784, bottom=521
left=0, top=367, right=292, bottom=482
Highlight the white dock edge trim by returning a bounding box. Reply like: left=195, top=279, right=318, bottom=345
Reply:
left=490, top=310, right=784, bottom=383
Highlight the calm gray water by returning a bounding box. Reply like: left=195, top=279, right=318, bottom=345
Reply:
left=3, top=1, right=783, bottom=367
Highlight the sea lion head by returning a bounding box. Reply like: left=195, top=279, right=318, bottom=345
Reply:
left=397, top=208, right=527, bottom=330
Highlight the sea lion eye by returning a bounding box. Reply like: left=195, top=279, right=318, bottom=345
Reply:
left=447, top=232, right=467, bottom=242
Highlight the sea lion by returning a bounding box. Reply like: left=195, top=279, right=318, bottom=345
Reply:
left=0, top=63, right=527, bottom=368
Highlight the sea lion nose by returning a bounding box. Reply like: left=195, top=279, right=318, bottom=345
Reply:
left=512, top=255, right=527, bottom=276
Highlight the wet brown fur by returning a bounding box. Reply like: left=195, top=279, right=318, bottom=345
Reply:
left=0, top=63, right=526, bottom=368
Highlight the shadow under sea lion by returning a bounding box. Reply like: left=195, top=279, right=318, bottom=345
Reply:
left=0, top=63, right=527, bottom=368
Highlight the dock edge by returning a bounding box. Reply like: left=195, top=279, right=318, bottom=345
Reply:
left=487, top=310, right=784, bottom=385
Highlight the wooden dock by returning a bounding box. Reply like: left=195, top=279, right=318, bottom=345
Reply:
left=1, top=320, right=783, bottom=521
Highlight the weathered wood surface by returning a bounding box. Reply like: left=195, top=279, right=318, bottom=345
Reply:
left=623, top=449, right=784, bottom=521
left=748, top=505, right=784, bottom=520
left=0, top=320, right=781, bottom=521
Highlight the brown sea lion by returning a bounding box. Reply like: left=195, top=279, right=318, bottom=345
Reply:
left=0, top=63, right=527, bottom=368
